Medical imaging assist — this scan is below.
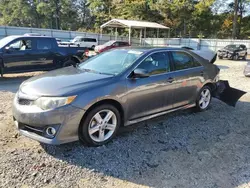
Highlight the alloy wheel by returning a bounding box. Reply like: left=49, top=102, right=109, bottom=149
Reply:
left=88, top=109, right=117, bottom=142
left=199, top=88, right=211, bottom=109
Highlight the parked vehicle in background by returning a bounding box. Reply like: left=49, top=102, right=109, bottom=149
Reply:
left=218, top=44, right=247, bottom=60
left=13, top=47, right=221, bottom=146
left=0, top=35, right=87, bottom=77
left=94, top=40, right=130, bottom=53
left=58, top=41, right=77, bottom=47
left=55, top=38, right=62, bottom=43
left=72, top=36, right=98, bottom=49
left=244, top=62, right=250, bottom=77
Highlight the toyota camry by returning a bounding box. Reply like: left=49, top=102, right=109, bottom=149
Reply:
left=13, top=47, right=220, bottom=146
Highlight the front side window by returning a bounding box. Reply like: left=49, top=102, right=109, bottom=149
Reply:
left=172, top=51, right=201, bottom=70
left=7, top=39, right=32, bottom=51
left=78, top=49, right=143, bottom=75
left=37, top=39, right=52, bottom=50
left=137, top=52, right=170, bottom=75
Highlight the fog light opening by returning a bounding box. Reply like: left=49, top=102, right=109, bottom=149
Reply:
left=46, top=127, right=56, bottom=137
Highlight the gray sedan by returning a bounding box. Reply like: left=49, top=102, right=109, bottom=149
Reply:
left=13, top=47, right=220, bottom=146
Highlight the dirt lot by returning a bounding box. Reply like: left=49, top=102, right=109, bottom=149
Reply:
left=0, top=59, right=250, bottom=188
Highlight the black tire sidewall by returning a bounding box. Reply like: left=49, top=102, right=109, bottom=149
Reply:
left=63, top=59, right=76, bottom=67
left=79, top=104, right=121, bottom=146
left=195, top=86, right=212, bottom=112
left=243, top=53, right=247, bottom=60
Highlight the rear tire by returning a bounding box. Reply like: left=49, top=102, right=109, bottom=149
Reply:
left=63, top=59, right=77, bottom=67
left=78, top=104, right=121, bottom=147
left=195, top=86, right=212, bottom=112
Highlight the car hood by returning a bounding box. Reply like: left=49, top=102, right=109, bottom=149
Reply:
left=20, top=66, right=114, bottom=97
left=218, top=48, right=234, bottom=53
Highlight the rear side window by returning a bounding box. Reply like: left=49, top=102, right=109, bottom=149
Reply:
left=83, top=38, right=97, bottom=42
left=172, top=51, right=201, bottom=70
left=118, top=42, right=128, bottom=46
left=37, top=38, right=52, bottom=50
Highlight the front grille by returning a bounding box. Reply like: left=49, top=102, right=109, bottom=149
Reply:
left=18, top=98, right=34, bottom=105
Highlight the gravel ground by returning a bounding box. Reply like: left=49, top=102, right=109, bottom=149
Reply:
left=0, top=59, right=250, bottom=188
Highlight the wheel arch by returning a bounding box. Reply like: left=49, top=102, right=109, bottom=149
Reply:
left=203, top=82, right=216, bottom=92
left=71, top=55, right=81, bottom=64
left=79, top=99, right=125, bottom=128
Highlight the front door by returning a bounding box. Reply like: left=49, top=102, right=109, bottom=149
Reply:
left=126, top=51, right=175, bottom=120
left=170, top=51, right=205, bottom=108
left=3, top=38, right=35, bottom=72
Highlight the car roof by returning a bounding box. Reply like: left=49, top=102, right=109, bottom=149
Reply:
left=118, top=46, right=187, bottom=52
left=7, top=35, right=54, bottom=39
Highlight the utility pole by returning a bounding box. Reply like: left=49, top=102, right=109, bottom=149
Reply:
left=232, top=0, right=239, bottom=39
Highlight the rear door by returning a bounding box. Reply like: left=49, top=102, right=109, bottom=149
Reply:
left=33, top=38, right=55, bottom=69
left=126, top=51, right=176, bottom=120
left=170, top=51, right=204, bottom=108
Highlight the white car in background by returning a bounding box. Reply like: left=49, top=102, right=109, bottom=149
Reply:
left=72, top=36, right=98, bottom=49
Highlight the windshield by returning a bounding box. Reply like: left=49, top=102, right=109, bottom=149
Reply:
left=78, top=49, right=143, bottom=75
left=72, top=36, right=82, bottom=42
left=103, top=41, right=115, bottom=46
left=0, top=36, right=18, bottom=49
left=225, top=45, right=239, bottom=50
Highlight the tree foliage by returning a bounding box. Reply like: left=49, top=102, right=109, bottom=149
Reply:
left=0, top=0, right=249, bottom=39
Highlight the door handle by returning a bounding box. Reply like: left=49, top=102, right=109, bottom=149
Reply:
left=166, top=77, right=174, bottom=83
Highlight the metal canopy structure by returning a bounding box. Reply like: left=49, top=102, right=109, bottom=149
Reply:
left=100, top=19, right=170, bottom=45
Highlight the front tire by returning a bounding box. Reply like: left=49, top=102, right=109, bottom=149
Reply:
left=243, top=53, right=247, bottom=60
left=195, top=86, right=212, bottom=112
left=79, top=104, right=121, bottom=146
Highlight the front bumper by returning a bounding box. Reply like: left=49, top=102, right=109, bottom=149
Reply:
left=12, top=94, right=85, bottom=145
left=218, top=52, right=234, bottom=58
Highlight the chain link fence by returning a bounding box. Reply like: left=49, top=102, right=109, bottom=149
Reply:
left=1, top=26, right=250, bottom=53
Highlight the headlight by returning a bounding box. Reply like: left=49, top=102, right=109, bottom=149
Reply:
left=35, top=96, right=77, bottom=110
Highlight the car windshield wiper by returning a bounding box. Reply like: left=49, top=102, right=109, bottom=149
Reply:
left=97, top=72, right=115, bottom=76
left=81, top=68, right=115, bottom=76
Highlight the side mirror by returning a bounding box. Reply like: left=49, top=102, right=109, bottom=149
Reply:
left=4, top=46, right=13, bottom=53
left=4, top=46, right=10, bottom=53
left=132, top=68, right=149, bottom=78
